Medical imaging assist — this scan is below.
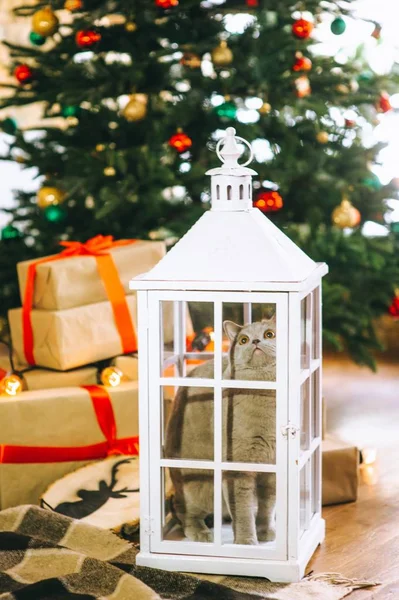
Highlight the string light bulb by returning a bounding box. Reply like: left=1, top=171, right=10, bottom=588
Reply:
left=1, top=374, right=23, bottom=396
left=101, top=366, right=124, bottom=387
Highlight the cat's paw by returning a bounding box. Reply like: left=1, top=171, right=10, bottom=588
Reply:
left=185, top=528, right=213, bottom=543
left=257, top=527, right=276, bottom=542
left=234, top=535, right=258, bottom=545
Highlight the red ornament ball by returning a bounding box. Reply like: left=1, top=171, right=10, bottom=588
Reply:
left=345, top=118, right=356, bottom=128
left=155, top=0, right=179, bottom=7
left=75, top=29, right=101, bottom=48
left=293, top=54, right=312, bottom=72
left=254, top=191, right=283, bottom=212
left=378, top=92, right=392, bottom=113
left=14, top=64, right=34, bottom=84
left=388, top=295, right=399, bottom=318
left=246, top=0, right=259, bottom=6
left=169, top=131, right=192, bottom=153
left=292, top=18, right=313, bottom=39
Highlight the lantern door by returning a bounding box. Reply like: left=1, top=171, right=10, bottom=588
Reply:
left=287, top=283, right=324, bottom=564
left=146, top=290, right=288, bottom=561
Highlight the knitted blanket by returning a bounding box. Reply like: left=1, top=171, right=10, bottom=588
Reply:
left=0, top=505, right=376, bottom=600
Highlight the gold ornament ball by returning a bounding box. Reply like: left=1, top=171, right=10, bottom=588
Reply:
left=32, top=7, right=59, bottom=37
left=101, top=366, right=123, bottom=387
left=122, top=95, right=148, bottom=122
left=259, top=102, right=272, bottom=115
left=15, top=155, right=26, bottom=164
left=336, top=84, right=350, bottom=94
left=104, top=166, right=116, bottom=176
left=125, top=21, right=137, bottom=32
left=332, top=198, right=361, bottom=229
left=316, top=131, right=329, bottom=144
left=1, top=374, right=23, bottom=397
left=108, top=121, right=119, bottom=130
left=37, top=186, right=66, bottom=208
left=211, top=41, right=233, bottom=66
left=96, top=143, right=106, bottom=152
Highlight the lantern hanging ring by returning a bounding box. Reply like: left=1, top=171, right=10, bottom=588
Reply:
left=216, top=128, right=254, bottom=167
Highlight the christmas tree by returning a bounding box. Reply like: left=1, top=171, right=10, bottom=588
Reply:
left=0, top=0, right=398, bottom=369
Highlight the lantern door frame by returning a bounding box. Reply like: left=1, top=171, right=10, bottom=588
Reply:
left=144, top=290, right=289, bottom=561
left=287, top=280, right=324, bottom=568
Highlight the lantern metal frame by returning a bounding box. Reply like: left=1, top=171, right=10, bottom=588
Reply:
left=130, top=128, right=328, bottom=582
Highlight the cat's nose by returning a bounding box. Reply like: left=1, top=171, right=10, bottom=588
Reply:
left=252, top=339, right=260, bottom=345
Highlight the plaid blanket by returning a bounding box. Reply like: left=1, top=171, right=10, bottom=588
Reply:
left=0, top=505, right=272, bottom=600
left=0, top=505, right=376, bottom=600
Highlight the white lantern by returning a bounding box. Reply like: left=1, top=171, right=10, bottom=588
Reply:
left=130, top=127, right=328, bottom=582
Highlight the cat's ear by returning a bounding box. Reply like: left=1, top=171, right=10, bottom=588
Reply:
left=223, top=320, right=242, bottom=341
left=262, top=312, right=276, bottom=326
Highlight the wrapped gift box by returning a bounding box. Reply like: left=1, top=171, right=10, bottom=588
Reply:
left=23, top=366, right=98, bottom=390
left=17, top=240, right=166, bottom=311
left=322, top=435, right=359, bottom=506
left=0, top=382, right=138, bottom=509
left=9, top=296, right=137, bottom=370
left=1, top=342, right=98, bottom=390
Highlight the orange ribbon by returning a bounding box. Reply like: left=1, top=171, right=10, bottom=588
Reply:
left=23, top=235, right=137, bottom=365
left=0, top=385, right=139, bottom=464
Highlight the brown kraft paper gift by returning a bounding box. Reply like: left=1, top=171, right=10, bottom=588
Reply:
left=17, top=240, right=166, bottom=311
left=22, top=366, right=98, bottom=390
left=0, top=382, right=138, bottom=509
left=322, top=435, right=359, bottom=506
left=8, top=296, right=138, bottom=371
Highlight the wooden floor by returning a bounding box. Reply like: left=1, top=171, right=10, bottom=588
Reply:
left=307, top=355, right=399, bottom=599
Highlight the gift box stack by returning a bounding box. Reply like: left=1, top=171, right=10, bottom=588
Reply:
left=0, top=236, right=168, bottom=509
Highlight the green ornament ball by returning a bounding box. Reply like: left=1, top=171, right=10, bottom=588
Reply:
left=61, top=105, right=81, bottom=118
left=29, top=31, right=46, bottom=46
left=390, top=221, right=399, bottom=234
left=44, top=204, right=67, bottom=223
left=331, top=17, right=346, bottom=35
left=1, top=224, right=20, bottom=240
left=1, top=117, right=17, bottom=135
left=214, top=101, right=237, bottom=120
left=358, top=70, right=373, bottom=83
left=363, top=173, right=382, bottom=190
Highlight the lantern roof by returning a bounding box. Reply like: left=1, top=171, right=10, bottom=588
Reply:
left=130, top=129, right=328, bottom=292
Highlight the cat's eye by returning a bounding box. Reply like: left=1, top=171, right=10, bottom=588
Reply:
left=239, top=335, right=249, bottom=345
left=264, top=330, right=275, bottom=339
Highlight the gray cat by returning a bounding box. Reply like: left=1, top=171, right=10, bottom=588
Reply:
left=164, top=317, right=276, bottom=545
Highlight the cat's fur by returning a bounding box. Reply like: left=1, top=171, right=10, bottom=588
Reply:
left=164, top=317, right=276, bottom=545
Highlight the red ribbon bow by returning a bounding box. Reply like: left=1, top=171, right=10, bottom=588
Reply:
left=23, top=235, right=137, bottom=365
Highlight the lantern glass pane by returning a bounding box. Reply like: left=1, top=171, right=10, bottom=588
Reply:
left=301, top=296, right=311, bottom=369
left=311, top=368, right=320, bottom=440
left=221, top=471, right=276, bottom=546
left=161, top=467, right=214, bottom=542
left=161, top=301, right=176, bottom=374
left=299, top=462, right=311, bottom=536
left=312, top=447, right=321, bottom=516
left=222, top=302, right=277, bottom=382
left=222, top=389, right=276, bottom=464
left=300, top=379, right=310, bottom=451
left=163, top=387, right=214, bottom=460
left=312, top=286, right=320, bottom=360
left=161, top=300, right=214, bottom=378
